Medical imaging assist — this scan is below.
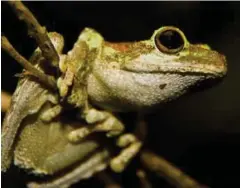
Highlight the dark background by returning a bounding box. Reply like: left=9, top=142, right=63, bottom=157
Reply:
left=2, top=2, right=240, bottom=188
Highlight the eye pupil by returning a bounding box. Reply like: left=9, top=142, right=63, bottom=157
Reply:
left=159, top=30, right=183, bottom=49
left=155, top=28, right=184, bottom=54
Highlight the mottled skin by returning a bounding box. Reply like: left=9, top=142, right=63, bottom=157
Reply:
left=85, top=27, right=227, bottom=111
left=57, top=26, right=226, bottom=172
left=57, top=26, right=227, bottom=113
left=2, top=26, right=227, bottom=188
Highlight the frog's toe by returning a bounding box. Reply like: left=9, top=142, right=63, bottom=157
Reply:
left=40, top=105, right=62, bottom=122
left=68, top=127, right=90, bottom=143
left=110, top=140, right=142, bottom=173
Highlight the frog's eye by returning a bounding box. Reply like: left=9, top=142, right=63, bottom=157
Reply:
left=155, top=27, right=185, bottom=54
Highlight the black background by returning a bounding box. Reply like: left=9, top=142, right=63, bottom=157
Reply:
left=2, top=2, right=240, bottom=188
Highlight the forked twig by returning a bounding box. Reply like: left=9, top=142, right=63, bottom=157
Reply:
left=7, top=1, right=59, bottom=67
left=141, top=150, right=207, bottom=188
left=1, top=36, right=56, bottom=90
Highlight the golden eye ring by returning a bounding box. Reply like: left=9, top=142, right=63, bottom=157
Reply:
left=154, top=26, right=186, bottom=54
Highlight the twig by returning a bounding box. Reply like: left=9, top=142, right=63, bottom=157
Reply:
left=1, top=91, right=11, bottom=112
left=141, top=150, right=208, bottom=188
left=96, top=172, right=122, bottom=188
left=134, top=113, right=148, bottom=142
left=7, top=1, right=59, bottom=67
left=1, top=36, right=56, bottom=90
left=136, top=169, right=152, bottom=188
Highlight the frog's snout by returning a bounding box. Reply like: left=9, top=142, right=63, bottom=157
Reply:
left=217, top=53, right=228, bottom=77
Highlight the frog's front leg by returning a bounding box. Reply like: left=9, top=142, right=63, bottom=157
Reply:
left=68, top=109, right=125, bottom=142
left=110, top=114, right=146, bottom=173
left=57, top=32, right=90, bottom=101
left=57, top=66, right=74, bottom=98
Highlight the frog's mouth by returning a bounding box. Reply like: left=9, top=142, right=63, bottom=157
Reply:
left=122, top=60, right=227, bottom=78
left=122, top=52, right=227, bottom=78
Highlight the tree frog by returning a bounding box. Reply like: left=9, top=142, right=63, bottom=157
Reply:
left=85, top=26, right=227, bottom=111
left=1, top=3, right=227, bottom=187
left=55, top=25, right=227, bottom=140
left=44, top=25, right=227, bottom=175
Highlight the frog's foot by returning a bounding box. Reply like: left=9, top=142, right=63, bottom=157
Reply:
left=110, top=133, right=142, bottom=173
left=57, top=67, right=74, bottom=98
left=40, top=105, right=62, bottom=122
left=68, top=113, right=125, bottom=143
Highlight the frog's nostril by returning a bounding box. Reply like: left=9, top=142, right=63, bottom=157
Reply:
left=217, top=54, right=227, bottom=75
left=220, top=54, right=227, bottom=63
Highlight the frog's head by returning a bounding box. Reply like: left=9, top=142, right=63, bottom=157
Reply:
left=123, top=26, right=227, bottom=79
left=89, top=26, right=227, bottom=111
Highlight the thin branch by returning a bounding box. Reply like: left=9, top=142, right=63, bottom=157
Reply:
left=141, top=150, right=208, bottom=188
left=1, top=91, right=11, bottom=112
left=97, top=172, right=122, bottom=188
left=7, top=1, right=59, bottom=67
left=1, top=36, right=56, bottom=90
left=136, top=169, right=152, bottom=188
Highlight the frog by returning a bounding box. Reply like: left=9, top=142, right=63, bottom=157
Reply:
left=39, top=25, right=225, bottom=174
left=1, top=2, right=227, bottom=187
left=56, top=25, right=227, bottom=149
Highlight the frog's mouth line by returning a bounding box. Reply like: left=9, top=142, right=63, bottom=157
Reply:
left=123, top=68, right=216, bottom=77
left=122, top=63, right=227, bottom=78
